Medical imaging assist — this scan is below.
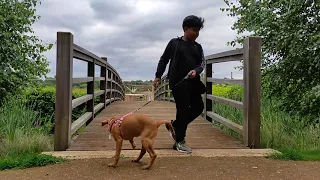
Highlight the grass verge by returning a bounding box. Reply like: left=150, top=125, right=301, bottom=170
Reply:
left=0, top=96, right=66, bottom=170
left=0, top=153, right=65, bottom=171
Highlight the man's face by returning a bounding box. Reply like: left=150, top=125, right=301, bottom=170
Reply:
left=185, top=27, right=200, bottom=41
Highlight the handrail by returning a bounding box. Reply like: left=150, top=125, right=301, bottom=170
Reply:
left=54, top=32, right=125, bottom=151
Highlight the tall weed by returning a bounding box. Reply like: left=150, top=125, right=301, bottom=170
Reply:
left=0, top=97, right=53, bottom=156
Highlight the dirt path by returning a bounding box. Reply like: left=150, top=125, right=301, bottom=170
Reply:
left=1, top=157, right=319, bottom=180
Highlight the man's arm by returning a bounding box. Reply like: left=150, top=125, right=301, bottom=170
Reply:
left=155, top=39, right=173, bottom=78
left=194, top=45, right=205, bottom=75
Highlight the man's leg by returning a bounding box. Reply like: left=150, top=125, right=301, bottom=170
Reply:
left=170, top=86, right=193, bottom=153
left=186, top=93, right=204, bottom=124
left=171, top=86, right=190, bottom=143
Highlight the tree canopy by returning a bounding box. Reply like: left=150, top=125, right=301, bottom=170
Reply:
left=0, top=0, right=52, bottom=105
left=221, top=0, right=320, bottom=123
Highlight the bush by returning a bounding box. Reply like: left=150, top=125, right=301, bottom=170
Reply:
left=24, top=86, right=92, bottom=133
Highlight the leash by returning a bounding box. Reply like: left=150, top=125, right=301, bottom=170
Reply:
left=131, top=100, right=152, bottom=113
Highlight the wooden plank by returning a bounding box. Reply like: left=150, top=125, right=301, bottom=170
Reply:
left=68, top=101, right=245, bottom=151
left=73, top=49, right=93, bottom=63
left=71, top=112, right=92, bottom=135
left=95, top=77, right=105, bottom=81
left=54, top=32, right=73, bottom=151
left=73, top=44, right=106, bottom=66
left=243, top=36, right=262, bottom=148
left=207, top=94, right=243, bottom=109
left=205, top=48, right=243, bottom=64
left=94, top=103, right=104, bottom=114
left=73, top=77, right=93, bottom=84
left=94, top=90, right=105, bottom=97
left=72, top=95, right=92, bottom=109
left=207, top=111, right=243, bottom=134
left=207, top=78, right=243, bottom=85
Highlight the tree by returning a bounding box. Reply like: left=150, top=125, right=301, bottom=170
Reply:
left=221, top=0, right=320, bottom=123
left=0, top=0, right=52, bottom=105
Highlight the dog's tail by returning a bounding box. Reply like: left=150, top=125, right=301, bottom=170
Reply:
left=156, top=120, right=176, bottom=139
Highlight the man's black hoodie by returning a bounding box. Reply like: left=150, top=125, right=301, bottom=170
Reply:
left=155, top=37, right=205, bottom=88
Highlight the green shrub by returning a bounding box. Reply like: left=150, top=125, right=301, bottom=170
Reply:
left=24, top=87, right=92, bottom=133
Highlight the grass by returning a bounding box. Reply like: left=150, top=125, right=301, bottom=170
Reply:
left=0, top=153, right=65, bottom=171
left=268, top=149, right=320, bottom=161
left=0, top=96, right=65, bottom=170
left=211, top=84, right=320, bottom=161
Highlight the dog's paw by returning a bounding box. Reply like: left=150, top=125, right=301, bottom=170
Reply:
left=131, top=159, right=140, bottom=163
left=108, top=163, right=117, bottom=167
left=132, top=143, right=136, bottom=149
left=142, top=165, right=151, bottom=170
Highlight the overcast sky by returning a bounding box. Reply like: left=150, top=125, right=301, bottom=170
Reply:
left=33, top=0, right=243, bottom=81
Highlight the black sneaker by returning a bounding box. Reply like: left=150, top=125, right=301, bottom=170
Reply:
left=173, top=140, right=192, bottom=154
left=165, top=120, right=176, bottom=141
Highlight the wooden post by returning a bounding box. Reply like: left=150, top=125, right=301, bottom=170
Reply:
left=86, top=59, right=95, bottom=126
left=101, top=57, right=107, bottom=108
left=106, top=68, right=111, bottom=105
left=243, top=36, right=262, bottom=148
left=205, top=63, right=213, bottom=122
left=54, top=32, right=73, bottom=151
left=151, top=85, right=155, bottom=101
left=111, top=73, right=113, bottom=102
left=164, top=79, right=167, bottom=101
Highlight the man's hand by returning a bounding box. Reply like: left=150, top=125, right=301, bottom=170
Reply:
left=153, top=78, right=161, bottom=88
left=188, top=70, right=196, bottom=78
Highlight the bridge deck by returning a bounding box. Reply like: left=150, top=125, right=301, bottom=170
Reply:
left=68, top=101, right=245, bottom=151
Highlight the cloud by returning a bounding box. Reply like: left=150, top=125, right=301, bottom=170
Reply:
left=32, top=0, right=243, bottom=81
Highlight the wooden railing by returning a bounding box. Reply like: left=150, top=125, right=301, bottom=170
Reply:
left=54, top=32, right=125, bottom=151
left=154, top=37, right=261, bottom=148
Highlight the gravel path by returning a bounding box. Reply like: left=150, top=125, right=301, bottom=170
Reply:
left=1, top=157, right=319, bottom=180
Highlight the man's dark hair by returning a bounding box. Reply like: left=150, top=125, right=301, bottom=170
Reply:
left=182, top=15, right=205, bottom=30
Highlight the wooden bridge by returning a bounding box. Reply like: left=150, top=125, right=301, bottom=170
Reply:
left=54, top=32, right=261, bottom=151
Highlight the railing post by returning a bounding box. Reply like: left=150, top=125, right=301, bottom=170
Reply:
left=205, top=62, right=213, bottom=122
left=54, top=32, right=73, bottom=151
left=101, top=57, right=107, bottom=108
left=106, top=68, right=111, bottom=105
left=164, top=79, right=167, bottom=101
left=86, top=59, right=95, bottom=126
left=243, top=36, right=262, bottom=148
left=111, top=73, right=113, bottom=102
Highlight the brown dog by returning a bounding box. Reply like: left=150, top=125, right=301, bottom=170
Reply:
left=101, top=113, right=175, bottom=170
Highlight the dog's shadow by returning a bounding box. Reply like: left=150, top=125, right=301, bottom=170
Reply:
left=103, top=155, right=149, bottom=168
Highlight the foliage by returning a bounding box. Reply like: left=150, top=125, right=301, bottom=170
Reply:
left=0, top=0, right=52, bottom=106
left=212, top=84, right=243, bottom=102
left=221, top=0, right=320, bottom=124
left=25, top=86, right=90, bottom=131
left=212, top=84, right=320, bottom=160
